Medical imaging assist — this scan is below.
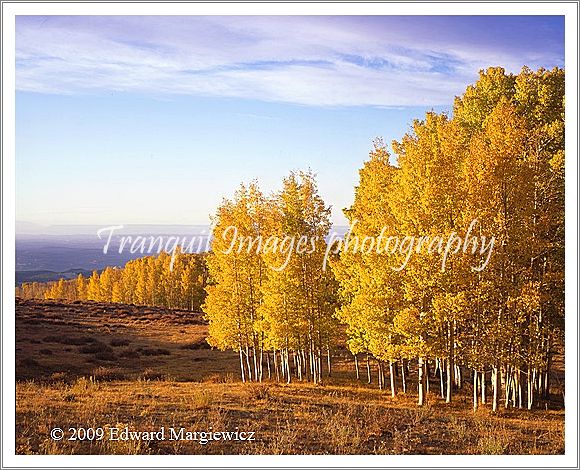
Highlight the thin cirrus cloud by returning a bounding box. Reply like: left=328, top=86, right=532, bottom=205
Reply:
left=15, top=15, right=564, bottom=107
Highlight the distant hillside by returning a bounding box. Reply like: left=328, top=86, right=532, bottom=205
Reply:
left=16, top=269, right=94, bottom=286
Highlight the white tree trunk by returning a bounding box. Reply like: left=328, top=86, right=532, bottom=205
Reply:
left=527, top=367, right=534, bottom=410
left=492, top=366, right=499, bottom=412
left=418, top=358, right=425, bottom=406
left=438, top=358, right=445, bottom=398
left=473, top=369, right=478, bottom=412
left=389, top=360, right=397, bottom=397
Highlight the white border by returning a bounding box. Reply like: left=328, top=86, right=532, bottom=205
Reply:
left=2, top=2, right=578, bottom=468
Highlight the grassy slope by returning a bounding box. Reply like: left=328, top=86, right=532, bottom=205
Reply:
left=15, top=299, right=564, bottom=455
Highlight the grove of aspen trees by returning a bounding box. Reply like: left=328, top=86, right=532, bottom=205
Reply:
left=17, top=251, right=208, bottom=312
left=17, top=66, right=564, bottom=412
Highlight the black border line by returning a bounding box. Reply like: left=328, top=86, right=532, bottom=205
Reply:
left=1, top=2, right=578, bottom=469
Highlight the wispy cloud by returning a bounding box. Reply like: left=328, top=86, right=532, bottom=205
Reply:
left=16, top=15, right=564, bottom=106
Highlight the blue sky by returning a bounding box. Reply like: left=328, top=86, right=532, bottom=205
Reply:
left=16, top=15, right=564, bottom=227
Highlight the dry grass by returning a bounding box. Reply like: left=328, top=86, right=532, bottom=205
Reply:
left=16, top=298, right=233, bottom=383
left=16, top=380, right=564, bottom=455
left=15, top=298, right=565, bottom=455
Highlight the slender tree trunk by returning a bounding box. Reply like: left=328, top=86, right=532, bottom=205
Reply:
left=285, top=349, right=291, bottom=384
left=481, top=369, right=486, bottom=404
left=473, top=369, right=478, bottom=412
left=253, top=346, right=259, bottom=382
left=378, top=360, right=383, bottom=390
left=273, top=349, right=279, bottom=382
left=446, top=356, right=453, bottom=403
left=278, top=350, right=284, bottom=381
left=418, top=358, right=425, bottom=406
left=439, top=358, right=445, bottom=398
left=517, top=369, right=522, bottom=409
left=512, top=370, right=518, bottom=407
left=297, top=351, right=303, bottom=381
left=327, top=348, right=332, bottom=377
left=366, top=354, right=372, bottom=384
left=245, top=345, right=253, bottom=382
left=401, top=360, right=407, bottom=393
left=456, top=364, right=462, bottom=389
left=266, top=351, right=271, bottom=380
left=527, top=366, right=534, bottom=410
left=504, top=365, right=511, bottom=409
left=354, top=354, right=360, bottom=380
left=314, top=348, right=319, bottom=383
left=389, top=360, right=397, bottom=397
left=492, top=365, right=499, bottom=412
left=281, top=350, right=286, bottom=381
left=447, top=322, right=454, bottom=402
left=381, top=361, right=386, bottom=389
left=293, top=352, right=298, bottom=379
left=425, top=360, right=430, bottom=394
left=545, top=343, right=552, bottom=398
left=314, top=348, right=319, bottom=384
left=310, top=348, right=315, bottom=383
left=505, top=369, right=512, bottom=409
left=239, top=347, right=246, bottom=383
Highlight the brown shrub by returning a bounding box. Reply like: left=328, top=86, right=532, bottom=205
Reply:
left=138, top=347, right=171, bottom=356
left=118, top=349, right=140, bottom=359
left=180, top=340, right=210, bottom=350
left=44, top=335, right=95, bottom=346
left=78, top=341, right=111, bottom=354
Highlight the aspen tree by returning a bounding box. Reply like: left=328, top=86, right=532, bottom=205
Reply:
left=260, top=171, right=336, bottom=384
left=204, top=182, right=268, bottom=382
left=333, top=141, right=403, bottom=396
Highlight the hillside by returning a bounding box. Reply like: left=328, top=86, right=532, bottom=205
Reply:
left=16, top=299, right=564, bottom=455
left=16, top=269, right=94, bottom=286
left=16, top=298, right=233, bottom=382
